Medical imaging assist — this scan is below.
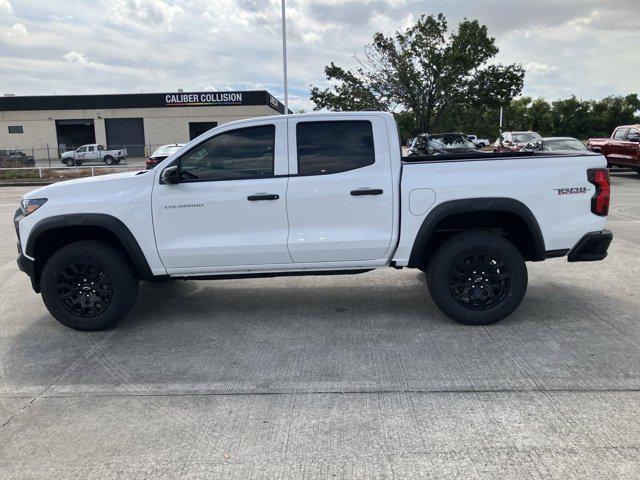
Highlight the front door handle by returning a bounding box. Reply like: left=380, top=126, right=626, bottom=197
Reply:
left=247, top=193, right=280, bottom=201
left=350, top=188, right=383, bottom=196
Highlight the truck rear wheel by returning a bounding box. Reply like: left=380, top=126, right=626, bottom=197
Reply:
left=40, top=240, right=139, bottom=331
left=426, top=231, right=527, bottom=325
left=104, top=155, right=114, bottom=165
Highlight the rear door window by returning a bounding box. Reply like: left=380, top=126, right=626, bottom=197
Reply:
left=296, top=121, right=375, bottom=175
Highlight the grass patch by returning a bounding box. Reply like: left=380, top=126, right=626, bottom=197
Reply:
left=0, top=169, right=40, bottom=179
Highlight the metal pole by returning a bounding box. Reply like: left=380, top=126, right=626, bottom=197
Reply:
left=281, top=0, right=288, bottom=114
left=499, top=106, right=503, bottom=131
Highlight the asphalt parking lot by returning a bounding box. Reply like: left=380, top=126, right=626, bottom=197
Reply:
left=1, top=173, right=639, bottom=479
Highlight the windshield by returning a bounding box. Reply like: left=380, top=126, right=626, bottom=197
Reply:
left=543, top=139, right=588, bottom=151
left=152, top=145, right=182, bottom=157
left=429, top=134, right=476, bottom=150
left=512, top=132, right=541, bottom=143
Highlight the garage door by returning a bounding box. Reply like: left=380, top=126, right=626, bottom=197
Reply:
left=105, top=118, right=145, bottom=157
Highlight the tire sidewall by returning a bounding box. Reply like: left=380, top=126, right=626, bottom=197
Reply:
left=41, top=242, right=138, bottom=330
left=427, top=232, right=528, bottom=325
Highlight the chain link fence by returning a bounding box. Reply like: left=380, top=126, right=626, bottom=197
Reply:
left=0, top=143, right=173, bottom=168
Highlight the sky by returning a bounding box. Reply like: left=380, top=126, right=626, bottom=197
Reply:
left=1, top=0, right=639, bottom=111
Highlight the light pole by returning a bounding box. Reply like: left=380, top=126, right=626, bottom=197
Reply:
left=281, top=0, right=289, bottom=114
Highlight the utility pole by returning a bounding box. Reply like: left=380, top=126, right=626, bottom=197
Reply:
left=499, top=106, right=503, bottom=132
left=281, top=0, right=288, bottom=114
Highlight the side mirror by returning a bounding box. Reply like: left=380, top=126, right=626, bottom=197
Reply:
left=161, top=165, right=180, bottom=184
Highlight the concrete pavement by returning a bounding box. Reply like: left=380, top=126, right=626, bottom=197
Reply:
left=1, top=173, right=639, bottom=479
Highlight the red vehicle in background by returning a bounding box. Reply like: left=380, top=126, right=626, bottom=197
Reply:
left=145, top=143, right=184, bottom=170
left=588, top=125, right=640, bottom=173
left=493, top=131, right=541, bottom=152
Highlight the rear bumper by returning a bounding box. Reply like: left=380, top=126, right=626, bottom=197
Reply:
left=567, top=230, right=613, bottom=262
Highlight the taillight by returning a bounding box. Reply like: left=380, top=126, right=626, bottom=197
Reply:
left=587, top=168, right=610, bottom=216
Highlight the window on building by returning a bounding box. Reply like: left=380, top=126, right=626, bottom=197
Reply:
left=179, top=125, right=275, bottom=181
left=8, top=126, right=23, bottom=134
left=296, top=121, right=375, bottom=176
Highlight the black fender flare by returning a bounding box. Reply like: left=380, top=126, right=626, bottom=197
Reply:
left=26, top=213, right=155, bottom=280
left=407, top=197, right=546, bottom=267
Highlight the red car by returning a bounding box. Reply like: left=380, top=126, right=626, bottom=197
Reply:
left=146, top=144, right=184, bottom=170
left=588, top=125, right=640, bottom=173
left=493, top=131, right=541, bottom=152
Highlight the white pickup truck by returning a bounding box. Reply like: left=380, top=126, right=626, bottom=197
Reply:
left=467, top=135, right=491, bottom=148
left=61, top=144, right=127, bottom=166
left=15, top=112, right=612, bottom=331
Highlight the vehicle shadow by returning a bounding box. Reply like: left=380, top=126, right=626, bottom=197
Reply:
left=3, top=271, right=640, bottom=397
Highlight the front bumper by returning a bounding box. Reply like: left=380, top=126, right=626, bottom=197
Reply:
left=568, top=230, right=613, bottom=262
left=14, top=208, right=39, bottom=292
left=17, top=253, right=39, bottom=292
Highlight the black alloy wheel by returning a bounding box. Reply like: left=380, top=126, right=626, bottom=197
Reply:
left=426, top=231, right=527, bottom=325
left=56, top=262, right=113, bottom=317
left=41, top=240, right=139, bottom=330
left=448, top=253, right=511, bottom=311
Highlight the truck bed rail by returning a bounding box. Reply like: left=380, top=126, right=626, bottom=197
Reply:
left=402, top=150, right=600, bottom=164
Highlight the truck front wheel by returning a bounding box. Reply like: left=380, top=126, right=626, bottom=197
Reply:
left=426, top=231, right=528, bottom=325
left=65, top=158, right=75, bottom=167
left=40, top=240, right=139, bottom=331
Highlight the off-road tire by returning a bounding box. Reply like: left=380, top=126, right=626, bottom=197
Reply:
left=41, top=240, right=139, bottom=331
left=66, top=158, right=75, bottom=167
left=104, top=155, right=114, bottom=165
left=426, top=231, right=528, bottom=325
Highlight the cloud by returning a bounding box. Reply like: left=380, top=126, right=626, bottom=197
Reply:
left=105, top=0, right=185, bottom=32
left=0, top=0, right=11, bottom=13
left=62, top=51, right=99, bottom=67
left=525, top=62, right=556, bottom=75
left=5, top=23, right=28, bottom=38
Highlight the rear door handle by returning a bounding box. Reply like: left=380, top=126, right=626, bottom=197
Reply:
left=247, top=193, right=279, bottom=201
left=350, top=188, right=383, bottom=196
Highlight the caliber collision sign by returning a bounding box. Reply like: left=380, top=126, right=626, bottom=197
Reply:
left=165, top=92, right=243, bottom=107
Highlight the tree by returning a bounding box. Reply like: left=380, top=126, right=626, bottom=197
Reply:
left=310, top=13, right=525, bottom=133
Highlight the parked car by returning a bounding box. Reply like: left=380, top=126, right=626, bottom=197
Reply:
left=0, top=148, right=35, bottom=168
left=15, top=112, right=612, bottom=331
left=407, top=132, right=479, bottom=156
left=587, top=125, right=640, bottom=173
left=466, top=134, right=491, bottom=149
left=521, top=137, right=588, bottom=153
left=494, top=131, right=541, bottom=152
left=146, top=144, right=185, bottom=170
left=60, top=144, right=127, bottom=166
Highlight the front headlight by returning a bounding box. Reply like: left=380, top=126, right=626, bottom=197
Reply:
left=20, top=198, right=47, bottom=216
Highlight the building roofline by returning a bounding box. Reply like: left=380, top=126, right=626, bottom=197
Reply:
left=0, top=90, right=286, bottom=114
